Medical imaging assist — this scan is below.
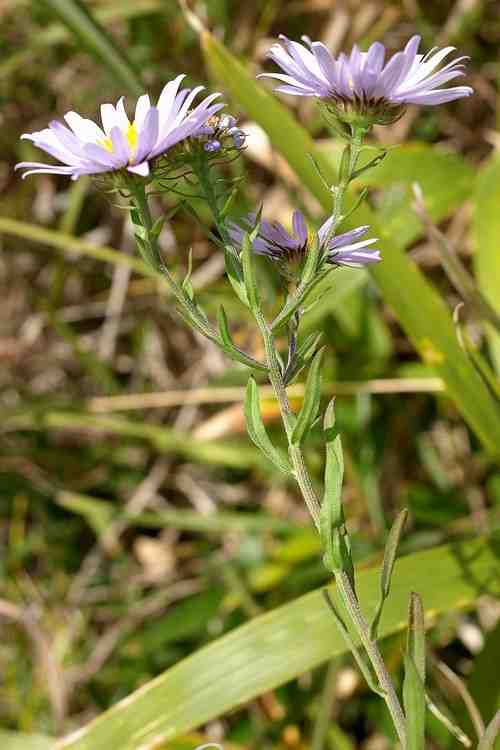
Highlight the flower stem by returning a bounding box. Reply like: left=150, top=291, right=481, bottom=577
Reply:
left=128, top=181, right=217, bottom=342
left=254, top=311, right=407, bottom=744
left=249, top=125, right=407, bottom=748
left=254, top=308, right=322, bottom=529
left=335, top=571, right=408, bottom=747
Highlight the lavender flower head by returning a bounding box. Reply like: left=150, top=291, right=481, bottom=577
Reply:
left=15, top=75, right=224, bottom=181
left=228, top=210, right=380, bottom=278
left=259, top=35, right=473, bottom=126
left=194, top=114, right=246, bottom=154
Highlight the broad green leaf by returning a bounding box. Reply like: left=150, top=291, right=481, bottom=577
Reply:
left=40, top=0, right=143, bottom=96
left=0, top=732, right=53, bottom=750
left=473, top=156, right=500, bottom=373
left=59, top=533, right=500, bottom=750
left=291, top=347, right=324, bottom=445
left=467, top=619, right=500, bottom=729
left=244, top=377, right=292, bottom=474
left=201, top=31, right=500, bottom=456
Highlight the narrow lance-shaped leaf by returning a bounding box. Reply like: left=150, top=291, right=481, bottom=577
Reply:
left=370, top=509, right=408, bottom=639
left=241, top=220, right=262, bottom=312
left=244, top=377, right=292, bottom=475
left=181, top=248, right=194, bottom=300
left=403, top=592, right=426, bottom=750
left=272, top=269, right=330, bottom=333
left=407, top=592, right=426, bottom=684
left=291, top=347, right=324, bottom=445
left=404, top=653, right=426, bottom=750
left=217, top=306, right=268, bottom=372
left=223, top=244, right=249, bottom=307
left=283, top=331, right=323, bottom=385
left=320, top=399, right=352, bottom=579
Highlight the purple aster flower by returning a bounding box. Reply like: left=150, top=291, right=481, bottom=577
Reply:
left=227, top=210, right=380, bottom=278
left=15, top=75, right=224, bottom=180
left=258, top=35, right=473, bottom=125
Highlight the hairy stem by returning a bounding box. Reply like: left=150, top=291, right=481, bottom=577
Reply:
left=251, top=125, right=407, bottom=747
left=336, top=571, right=408, bottom=747
left=129, top=181, right=217, bottom=342
left=254, top=308, right=322, bottom=529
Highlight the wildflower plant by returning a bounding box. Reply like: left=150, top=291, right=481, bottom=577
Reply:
left=17, top=35, right=477, bottom=750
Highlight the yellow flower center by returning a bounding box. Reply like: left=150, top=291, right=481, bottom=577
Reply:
left=126, top=122, right=138, bottom=151
left=99, top=136, right=114, bottom=153
left=98, top=123, right=139, bottom=158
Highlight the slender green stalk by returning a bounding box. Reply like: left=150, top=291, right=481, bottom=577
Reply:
left=246, top=126, right=408, bottom=747
left=128, top=181, right=217, bottom=342
left=254, top=308, right=322, bottom=529
left=252, top=325, right=407, bottom=745
left=336, top=571, right=407, bottom=746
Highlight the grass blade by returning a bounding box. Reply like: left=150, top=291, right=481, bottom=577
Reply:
left=473, top=156, right=500, bottom=373
left=39, top=0, right=143, bottom=96
left=57, top=533, right=500, bottom=750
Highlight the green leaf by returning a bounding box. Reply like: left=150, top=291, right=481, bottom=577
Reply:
left=0, top=731, right=53, bottom=750
left=467, top=619, right=500, bottom=730
left=59, top=533, right=500, bottom=750
left=223, top=244, right=249, bottom=307
left=301, top=225, right=321, bottom=284
left=404, top=593, right=427, bottom=750
left=407, top=592, right=426, bottom=684
left=283, top=331, right=323, bottom=384
left=371, top=509, right=408, bottom=639
left=244, top=377, right=292, bottom=474
left=320, top=399, right=352, bottom=576
left=201, top=30, right=500, bottom=456
left=241, top=231, right=261, bottom=312
left=291, top=347, right=324, bottom=445
left=404, top=654, right=427, bottom=750
left=181, top=249, right=195, bottom=301
left=39, top=0, right=143, bottom=96
left=473, top=156, right=500, bottom=373
left=217, top=306, right=268, bottom=372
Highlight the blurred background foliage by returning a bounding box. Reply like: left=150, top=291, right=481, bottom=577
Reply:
left=0, top=0, right=500, bottom=748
